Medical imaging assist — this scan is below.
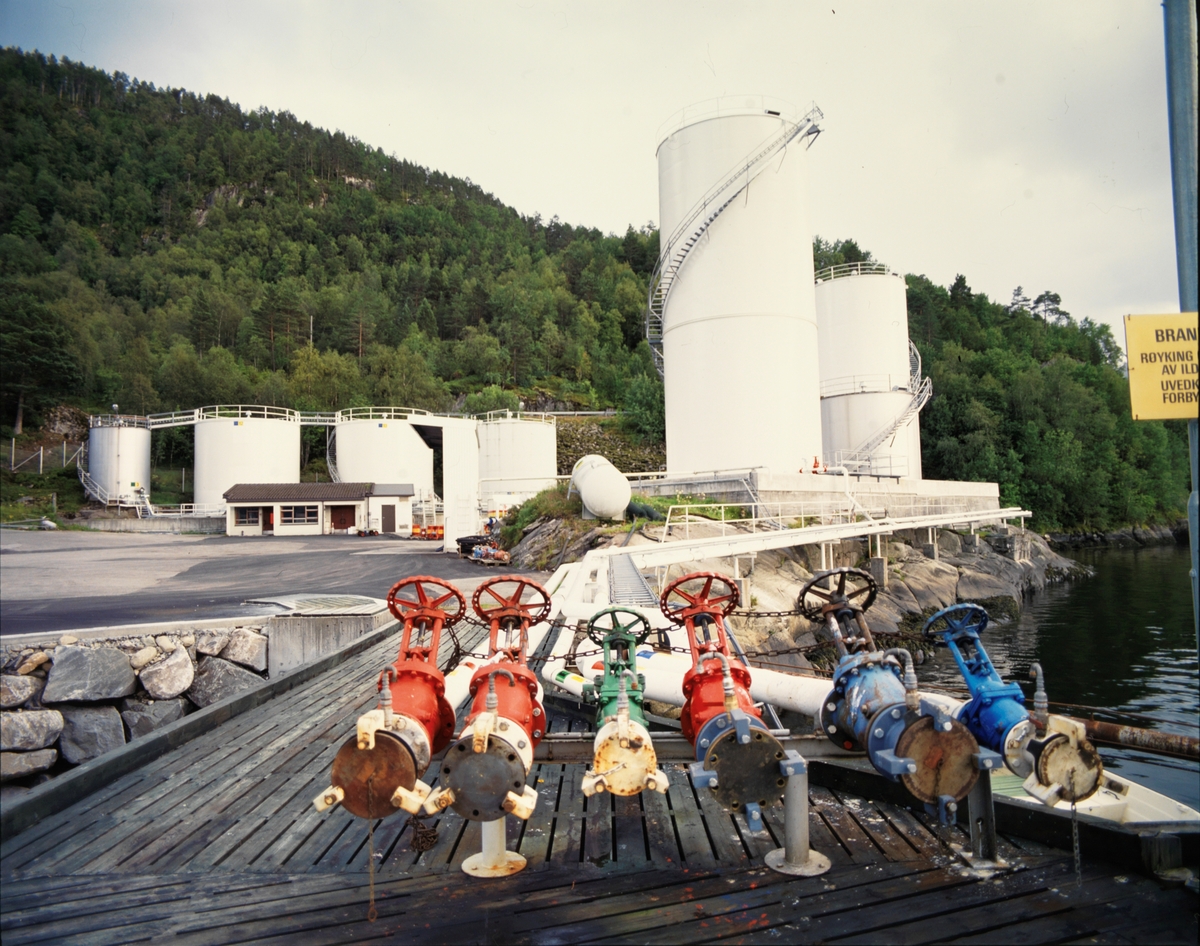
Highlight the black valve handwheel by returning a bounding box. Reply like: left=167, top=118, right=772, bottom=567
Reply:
left=587, top=606, right=653, bottom=647
left=797, top=567, right=878, bottom=622
left=660, top=571, right=740, bottom=624
left=387, top=576, right=466, bottom=626
left=472, top=575, right=552, bottom=625
left=921, top=603, right=989, bottom=640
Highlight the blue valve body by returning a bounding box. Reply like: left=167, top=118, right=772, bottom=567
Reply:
left=925, top=605, right=1029, bottom=757
left=821, top=652, right=910, bottom=780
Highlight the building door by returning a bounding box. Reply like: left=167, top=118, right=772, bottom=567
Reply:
left=381, top=505, right=396, bottom=533
left=330, top=505, right=356, bottom=530
left=262, top=507, right=274, bottom=533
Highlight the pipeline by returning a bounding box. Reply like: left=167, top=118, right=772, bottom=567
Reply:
left=1074, top=717, right=1200, bottom=760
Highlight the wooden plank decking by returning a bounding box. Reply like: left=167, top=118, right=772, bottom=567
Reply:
left=2, top=624, right=1195, bottom=944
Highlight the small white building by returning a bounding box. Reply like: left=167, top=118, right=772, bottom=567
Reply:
left=223, top=483, right=415, bottom=537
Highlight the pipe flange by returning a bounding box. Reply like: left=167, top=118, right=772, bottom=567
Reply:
left=331, top=731, right=415, bottom=819
left=702, top=721, right=786, bottom=817
left=440, top=736, right=527, bottom=821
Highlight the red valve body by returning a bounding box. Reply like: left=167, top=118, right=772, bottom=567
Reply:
left=464, top=662, right=545, bottom=746
left=388, top=658, right=456, bottom=753
left=680, top=661, right=758, bottom=743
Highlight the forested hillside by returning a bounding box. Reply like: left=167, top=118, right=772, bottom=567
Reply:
left=0, top=48, right=1189, bottom=530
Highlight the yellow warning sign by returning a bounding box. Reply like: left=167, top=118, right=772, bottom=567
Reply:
left=1123, top=313, right=1198, bottom=420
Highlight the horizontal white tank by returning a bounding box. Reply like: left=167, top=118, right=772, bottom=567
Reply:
left=815, top=266, right=921, bottom=477
left=477, top=414, right=558, bottom=499
left=571, top=455, right=631, bottom=520
left=88, top=417, right=151, bottom=504
left=659, top=98, right=822, bottom=475
left=193, top=406, right=301, bottom=507
left=334, top=410, right=434, bottom=499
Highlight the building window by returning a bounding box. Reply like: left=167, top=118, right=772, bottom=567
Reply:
left=234, top=507, right=259, bottom=525
left=281, top=505, right=319, bottom=524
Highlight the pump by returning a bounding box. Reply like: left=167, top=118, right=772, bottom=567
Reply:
left=313, top=576, right=465, bottom=818
left=422, top=576, right=549, bottom=827
left=663, top=571, right=786, bottom=832
left=802, top=568, right=985, bottom=811
left=923, top=604, right=1102, bottom=804
left=579, top=607, right=669, bottom=797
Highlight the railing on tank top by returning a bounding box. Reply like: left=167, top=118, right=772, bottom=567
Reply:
left=813, top=261, right=894, bottom=282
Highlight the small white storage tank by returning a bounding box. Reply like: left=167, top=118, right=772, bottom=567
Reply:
left=657, top=96, right=823, bottom=475
left=333, top=409, right=435, bottom=499
left=815, top=264, right=922, bottom=477
left=193, top=406, right=301, bottom=508
left=477, top=413, right=558, bottom=502
left=88, top=415, right=151, bottom=504
left=571, top=455, right=631, bottom=520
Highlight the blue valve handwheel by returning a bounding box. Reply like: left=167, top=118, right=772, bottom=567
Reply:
left=922, top=603, right=989, bottom=640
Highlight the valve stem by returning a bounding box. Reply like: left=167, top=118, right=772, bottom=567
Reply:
left=886, top=648, right=920, bottom=713
left=1029, top=663, right=1049, bottom=729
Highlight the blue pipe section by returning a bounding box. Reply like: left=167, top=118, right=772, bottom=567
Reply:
left=820, top=651, right=911, bottom=781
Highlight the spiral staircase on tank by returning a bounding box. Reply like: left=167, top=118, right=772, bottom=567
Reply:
left=829, top=340, right=932, bottom=477
left=644, top=105, right=824, bottom=378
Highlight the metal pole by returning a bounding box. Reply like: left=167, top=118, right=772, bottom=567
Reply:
left=765, top=751, right=831, bottom=876
left=1163, top=0, right=1199, bottom=647
left=38, top=447, right=42, bottom=475
left=967, top=769, right=1000, bottom=864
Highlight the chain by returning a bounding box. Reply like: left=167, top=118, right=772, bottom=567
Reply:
left=406, top=814, right=438, bottom=853
left=366, top=779, right=378, bottom=923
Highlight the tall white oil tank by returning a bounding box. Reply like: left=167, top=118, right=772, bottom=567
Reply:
left=477, top=413, right=557, bottom=502
left=815, top=264, right=922, bottom=478
left=333, top=409, right=435, bottom=499
left=193, top=406, right=301, bottom=507
left=87, top=415, right=151, bottom=504
left=657, top=96, right=823, bottom=475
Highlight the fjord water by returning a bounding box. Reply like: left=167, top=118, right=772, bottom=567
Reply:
left=923, top=544, right=1200, bottom=811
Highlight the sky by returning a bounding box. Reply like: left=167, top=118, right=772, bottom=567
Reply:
left=0, top=0, right=1186, bottom=338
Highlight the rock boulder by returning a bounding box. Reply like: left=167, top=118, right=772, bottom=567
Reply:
left=900, top=560, right=959, bottom=611
left=139, top=648, right=194, bottom=700
left=59, top=705, right=126, bottom=763
left=0, top=674, right=44, bottom=709
left=195, top=629, right=231, bottom=656
left=186, top=657, right=263, bottom=708
left=0, top=748, right=57, bottom=782
left=221, top=629, right=268, bottom=672
left=0, top=709, right=64, bottom=750
left=121, top=698, right=189, bottom=739
left=956, top=568, right=1020, bottom=604
left=43, top=646, right=137, bottom=703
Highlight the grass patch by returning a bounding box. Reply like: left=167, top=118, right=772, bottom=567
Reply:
left=0, top=466, right=89, bottom=523
left=500, top=481, right=584, bottom=547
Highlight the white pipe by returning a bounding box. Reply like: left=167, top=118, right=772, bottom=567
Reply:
left=442, top=622, right=552, bottom=711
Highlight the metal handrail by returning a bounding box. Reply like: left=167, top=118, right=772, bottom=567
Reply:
left=813, top=261, right=894, bottom=282
left=91, top=414, right=150, bottom=429
left=335, top=406, right=434, bottom=422
left=645, top=104, right=824, bottom=377
left=480, top=410, right=556, bottom=425
left=819, top=374, right=910, bottom=398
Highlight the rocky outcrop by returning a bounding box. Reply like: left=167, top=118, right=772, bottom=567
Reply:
left=555, top=418, right=664, bottom=475
left=43, top=646, right=137, bottom=703
left=1046, top=521, right=1185, bottom=550
left=221, top=630, right=268, bottom=673
left=58, top=706, right=126, bottom=764
left=0, top=674, right=44, bottom=708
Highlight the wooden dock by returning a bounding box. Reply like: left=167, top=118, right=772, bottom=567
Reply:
left=2, top=624, right=1195, bottom=944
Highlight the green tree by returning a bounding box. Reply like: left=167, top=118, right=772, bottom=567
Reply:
left=0, top=287, right=82, bottom=432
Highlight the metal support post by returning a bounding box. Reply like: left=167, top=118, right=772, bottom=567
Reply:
left=765, top=751, right=831, bottom=877
left=967, top=769, right=1000, bottom=864
left=461, top=816, right=526, bottom=878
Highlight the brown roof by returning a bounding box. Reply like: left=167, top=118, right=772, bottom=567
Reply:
left=223, top=482, right=416, bottom=502
left=223, top=483, right=372, bottom=502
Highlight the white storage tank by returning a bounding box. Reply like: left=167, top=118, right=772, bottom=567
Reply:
left=815, top=265, right=922, bottom=478
left=571, top=455, right=631, bottom=520
left=477, top=413, right=558, bottom=502
left=333, top=409, right=435, bottom=499
left=87, top=415, right=151, bottom=504
left=657, top=96, right=823, bottom=475
left=193, top=406, right=301, bottom=508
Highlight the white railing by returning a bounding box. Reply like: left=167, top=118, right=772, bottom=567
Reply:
left=655, top=95, right=803, bottom=148
left=813, top=261, right=893, bottom=282
left=77, top=465, right=112, bottom=505
left=142, top=503, right=227, bottom=518
left=91, top=414, right=150, bottom=429
left=819, top=374, right=910, bottom=398
left=480, top=410, right=556, bottom=425
left=198, top=405, right=300, bottom=422
left=300, top=412, right=337, bottom=426
left=336, top=406, right=435, bottom=422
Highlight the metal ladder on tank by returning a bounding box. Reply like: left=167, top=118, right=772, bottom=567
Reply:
left=645, top=106, right=824, bottom=378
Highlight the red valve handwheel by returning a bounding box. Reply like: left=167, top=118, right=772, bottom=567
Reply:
left=471, top=575, right=552, bottom=626
left=386, top=576, right=466, bottom=626
left=660, top=571, right=740, bottom=625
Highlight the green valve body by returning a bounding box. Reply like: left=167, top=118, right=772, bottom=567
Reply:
left=580, top=607, right=651, bottom=727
